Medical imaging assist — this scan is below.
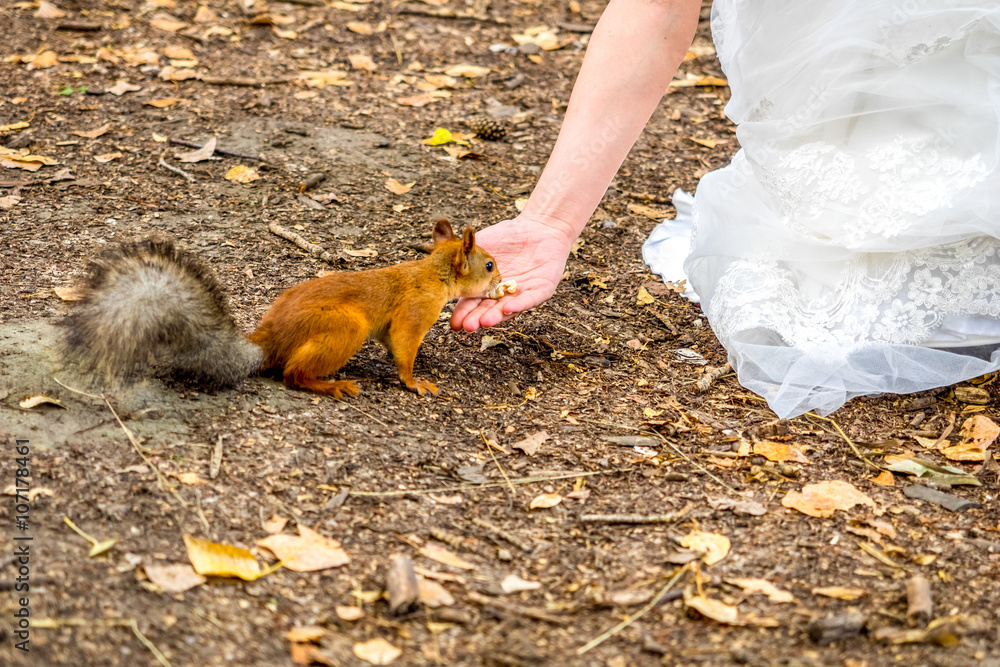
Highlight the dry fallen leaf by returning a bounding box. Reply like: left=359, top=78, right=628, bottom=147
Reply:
left=781, top=480, right=876, bottom=518
left=225, top=165, right=260, bottom=184
left=35, top=0, right=66, bottom=18
left=684, top=594, right=740, bottom=624
left=512, top=430, right=549, bottom=456
left=812, top=586, right=866, bottom=601
left=529, top=492, right=563, bottom=510
left=171, top=472, right=206, bottom=485
left=384, top=178, right=415, bottom=195
left=29, top=51, right=59, bottom=69
left=176, top=137, right=216, bottom=162
left=500, top=574, right=541, bottom=594
left=335, top=605, right=365, bottom=621
left=0, top=193, right=21, bottom=210
left=19, top=395, right=66, bottom=409
left=418, top=542, right=475, bottom=570
left=870, top=470, right=896, bottom=487
left=257, top=524, right=350, bottom=572
left=108, top=80, right=142, bottom=96
left=70, top=123, right=111, bottom=139
left=263, top=514, right=289, bottom=534
left=0, top=147, right=59, bottom=171
left=54, top=285, right=85, bottom=301
left=346, top=20, right=373, bottom=34
left=145, top=98, right=182, bottom=108
left=417, top=577, right=455, bottom=607
left=678, top=530, right=730, bottom=566
left=353, top=638, right=401, bottom=665
left=299, top=70, right=351, bottom=88
left=94, top=152, right=123, bottom=163
left=164, top=45, right=194, bottom=59
left=0, top=120, right=30, bottom=132
left=343, top=248, right=378, bottom=258
left=349, top=54, right=377, bottom=71
left=286, top=626, right=325, bottom=643
left=144, top=563, right=206, bottom=593
left=628, top=202, right=671, bottom=219
left=193, top=5, right=217, bottom=22
left=753, top=440, right=811, bottom=464
left=726, top=578, right=795, bottom=603
left=150, top=18, right=188, bottom=31
left=444, top=63, right=491, bottom=78
left=184, top=534, right=264, bottom=580
left=941, top=414, right=998, bottom=462
left=636, top=286, right=656, bottom=306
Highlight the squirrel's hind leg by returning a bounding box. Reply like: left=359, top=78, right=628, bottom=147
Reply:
left=282, top=324, right=365, bottom=398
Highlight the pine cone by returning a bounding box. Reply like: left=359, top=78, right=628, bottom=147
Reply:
left=467, top=117, right=506, bottom=141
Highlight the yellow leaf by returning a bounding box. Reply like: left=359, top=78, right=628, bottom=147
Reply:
left=349, top=54, right=377, bottom=71
left=184, top=534, right=264, bottom=580
left=869, top=470, right=895, bottom=487
left=689, top=137, right=719, bottom=149
left=0, top=121, right=29, bottom=132
left=353, top=638, right=401, bottom=665
left=726, top=577, right=795, bottom=603
left=444, top=63, right=491, bottom=78
left=628, top=202, right=671, bottom=219
left=781, top=480, right=876, bottom=518
left=286, top=626, right=325, bottom=643
left=145, top=98, right=182, bottom=108
left=70, top=123, right=111, bottom=139
left=514, top=197, right=528, bottom=212
left=88, top=538, right=118, bottom=557
left=678, top=530, right=730, bottom=566
left=298, top=70, right=350, bottom=88
left=257, top=524, right=350, bottom=572
left=385, top=178, right=415, bottom=195
left=529, top=492, right=563, bottom=510
left=152, top=133, right=168, bottom=142
left=150, top=18, right=188, bottom=31
left=812, top=586, right=866, bottom=601
left=636, top=286, right=656, bottom=306
left=225, top=165, right=260, bottom=184
left=35, top=0, right=66, bottom=18
left=684, top=594, right=740, bottom=624
left=19, top=395, right=65, bottom=409
left=346, top=21, right=373, bottom=34
left=172, top=472, right=206, bottom=485
left=30, top=50, right=59, bottom=69
left=336, top=605, right=365, bottom=621
left=752, top=440, right=811, bottom=464
left=418, top=542, right=475, bottom=570
left=163, top=45, right=194, bottom=59
left=940, top=414, right=998, bottom=462
left=418, top=74, right=458, bottom=91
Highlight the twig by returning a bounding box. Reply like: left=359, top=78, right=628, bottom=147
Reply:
left=577, top=563, right=691, bottom=655
left=103, top=396, right=188, bottom=507
left=209, top=435, right=224, bottom=479
left=341, top=400, right=389, bottom=428
left=56, top=21, right=101, bottom=31
left=580, top=504, right=692, bottom=525
left=158, top=153, right=195, bottom=183
left=198, top=75, right=294, bottom=87
left=31, top=618, right=171, bottom=667
left=467, top=591, right=568, bottom=626
left=696, top=362, right=731, bottom=392
left=269, top=221, right=340, bottom=263
left=168, top=138, right=263, bottom=161
left=52, top=376, right=103, bottom=400
left=471, top=517, right=530, bottom=552
left=805, top=412, right=886, bottom=472
left=346, top=468, right=635, bottom=497
left=477, top=430, right=516, bottom=499
left=396, top=5, right=498, bottom=22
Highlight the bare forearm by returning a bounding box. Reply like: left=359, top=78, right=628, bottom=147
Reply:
left=523, top=0, right=701, bottom=241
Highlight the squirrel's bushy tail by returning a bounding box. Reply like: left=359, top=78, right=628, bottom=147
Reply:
left=62, top=239, right=263, bottom=387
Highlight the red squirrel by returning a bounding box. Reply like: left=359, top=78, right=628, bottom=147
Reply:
left=63, top=220, right=502, bottom=397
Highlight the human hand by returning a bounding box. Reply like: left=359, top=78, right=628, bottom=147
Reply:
left=450, top=216, right=576, bottom=332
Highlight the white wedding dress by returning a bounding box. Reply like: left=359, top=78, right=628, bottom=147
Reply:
left=643, top=1, right=1000, bottom=418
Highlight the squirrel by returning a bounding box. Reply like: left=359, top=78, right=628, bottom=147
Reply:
left=62, top=219, right=502, bottom=398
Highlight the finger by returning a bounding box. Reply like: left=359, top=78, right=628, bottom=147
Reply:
left=463, top=299, right=505, bottom=332
left=450, top=297, right=484, bottom=331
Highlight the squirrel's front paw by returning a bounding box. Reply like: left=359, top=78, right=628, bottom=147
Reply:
left=406, top=379, right=439, bottom=396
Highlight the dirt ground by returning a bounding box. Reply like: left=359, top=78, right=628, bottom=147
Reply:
left=1, top=1, right=999, bottom=666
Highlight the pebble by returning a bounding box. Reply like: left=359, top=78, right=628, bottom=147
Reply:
left=601, top=219, right=617, bottom=228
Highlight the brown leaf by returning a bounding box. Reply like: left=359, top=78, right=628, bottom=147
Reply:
left=781, top=480, right=876, bottom=518
left=94, top=152, right=123, bottom=163
left=396, top=92, right=436, bottom=107
left=869, top=470, right=895, bottom=487
left=29, top=51, right=59, bottom=69
left=417, top=577, right=456, bottom=607
left=257, top=524, right=350, bottom=572
left=0, top=193, right=21, bottom=210
left=108, top=80, right=142, bottom=96
left=225, top=165, right=260, bottom=184
left=286, top=626, right=325, bottom=643
left=684, top=594, right=740, bottom=624
left=144, top=563, right=206, bottom=593
left=512, top=430, right=549, bottom=456
left=335, top=606, right=365, bottom=621
left=35, top=1, right=66, bottom=18
left=346, top=21, right=373, bottom=34
left=349, top=54, right=377, bottom=71
left=418, top=542, right=475, bottom=570
left=678, top=530, right=730, bottom=566
left=70, top=123, right=111, bottom=139
left=753, top=440, right=811, bottom=464
left=352, top=638, right=401, bottom=665
left=145, top=98, right=182, bottom=108
left=812, top=586, right=866, bottom=601
left=528, top=492, right=563, bottom=510
left=628, top=202, right=671, bottom=219
left=941, top=414, right=998, bottom=462
left=150, top=18, right=188, bottom=31
left=726, top=578, right=795, bottom=603
left=193, top=5, right=217, bottom=22
left=19, top=395, right=65, bottom=409
left=263, top=514, right=288, bottom=534
left=444, top=63, right=491, bottom=78
left=164, top=45, right=194, bottom=59
left=384, top=178, right=414, bottom=195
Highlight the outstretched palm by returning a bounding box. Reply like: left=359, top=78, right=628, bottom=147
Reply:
left=451, top=217, right=574, bottom=332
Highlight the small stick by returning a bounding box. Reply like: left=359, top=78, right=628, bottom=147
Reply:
left=470, top=517, right=530, bottom=552
left=467, top=591, right=568, bottom=626
left=477, top=429, right=516, bottom=499
left=396, top=6, right=496, bottom=22
left=346, top=468, right=635, bottom=497
left=198, top=75, right=294, bottom=87
left=906, top=575, right=932, bottom=627
left=580, top=505, right=692, bottom=525
left=168, top=138, right=263, bottom=162
left=56, top=21, right=101, bottom=31
left=158, top=154, right=195, bottom=183
left=806, top=413, right=886, bottom=472
left=209, top=435, right=224, bottom=479
left=341, top=400, right=390, bottom=428
left=696, top=362, right=731, bottom=392
left=269, top=221, right=340, bottom=264
left=577, top=563, right=691, bottom=655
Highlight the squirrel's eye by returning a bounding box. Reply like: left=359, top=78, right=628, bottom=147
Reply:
left=486, top=261, right=494, bottom=272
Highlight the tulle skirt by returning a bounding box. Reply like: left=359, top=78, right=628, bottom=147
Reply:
left=643, top=1, right=1000, bottom=418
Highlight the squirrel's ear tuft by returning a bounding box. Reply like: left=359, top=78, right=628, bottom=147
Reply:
left=461, top=227, right=475, bottom=254
left=432, top=219, right=455, bottom=246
